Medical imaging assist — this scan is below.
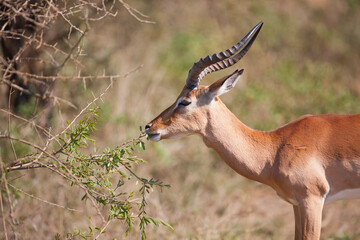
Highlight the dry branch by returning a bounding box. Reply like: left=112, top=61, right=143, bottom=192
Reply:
left=8, top=183, right=79, bottom=212
left=119, top=0, right=155, bottom=24
left=0, top=1, right=163, bottom=239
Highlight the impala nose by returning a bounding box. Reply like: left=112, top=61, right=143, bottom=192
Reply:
left=145, top=123, right=152, bottom=133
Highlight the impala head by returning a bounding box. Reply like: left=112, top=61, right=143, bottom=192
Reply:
left=145, top=21, right=263, bottom=141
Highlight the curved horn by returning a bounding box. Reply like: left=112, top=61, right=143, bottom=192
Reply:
left=186, top=21, right=263, bottom=89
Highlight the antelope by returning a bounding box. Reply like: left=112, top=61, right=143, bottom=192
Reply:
left=145, top=22, right=360, bottom=240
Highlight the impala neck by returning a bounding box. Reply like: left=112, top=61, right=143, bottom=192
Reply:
left=200, top=99, right=278, bottom=185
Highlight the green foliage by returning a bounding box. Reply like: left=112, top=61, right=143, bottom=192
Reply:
left=53, top=108, right=171, bottom=239
left=3, top=107, right=171, bottom=239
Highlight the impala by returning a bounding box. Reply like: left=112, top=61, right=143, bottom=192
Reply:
left=145, top=22, right=360, bottom=240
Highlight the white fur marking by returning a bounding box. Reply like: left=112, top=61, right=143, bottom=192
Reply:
left=174, top=97, right=183, bottom=109
left=325, top=188, right=360, bottom=204
left=288, top=198, right=299, bottom=205
left=215, top=75, right=241, bottom=97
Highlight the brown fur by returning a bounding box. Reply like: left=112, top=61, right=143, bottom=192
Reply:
left=146, top=74, right=360, bottom=240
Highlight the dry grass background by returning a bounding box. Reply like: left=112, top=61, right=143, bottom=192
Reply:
left=1, top=0, right=360, bottom=239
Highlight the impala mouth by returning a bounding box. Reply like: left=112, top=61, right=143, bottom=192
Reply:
left=147, top=132, right=161, bottom=142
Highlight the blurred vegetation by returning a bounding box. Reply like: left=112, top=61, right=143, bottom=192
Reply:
left=1, top=0, right=360, bottom=239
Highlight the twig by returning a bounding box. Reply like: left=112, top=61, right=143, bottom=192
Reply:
left=118, top=0, right=155, bottom=24
left=95, top=219, right=113, bottom=239
left=50, top=81, right=113, bottom=141
left=7, top=163, right=55, bottom=172
left=50, top=65, right=143, bottom=141
left=0, top=135, right=52, bottom=158
left=0, top=30, right=84, bottom=67
left=115, top=132, right=147, bottom=150
left=87, top=190, right=106, bottom=223
left=0, top=192, right=9, bottom=240
left=1, top=79, right=76, bottom=109
left=2, top=1, right=50, bottom=29
left=0, top=155, right=16, bottom=226
left=0, top=67, right=136, bottom=81
left=48, top=1, right=85, bottom=35
left=7, top=88, right=17, bottom=160
left=56, top=26, right=88, bottom=71
left=0, top=172, right=9, bottom=240
left=7, top=183, right=79, bottom=212
left=0, top=108, right=53, bottom=137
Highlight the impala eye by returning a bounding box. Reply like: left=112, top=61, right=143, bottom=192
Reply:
left=179, top=100, right=191, bottom=107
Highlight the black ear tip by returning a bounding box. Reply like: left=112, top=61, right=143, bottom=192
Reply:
left=231, top=69, right=244, bottom=75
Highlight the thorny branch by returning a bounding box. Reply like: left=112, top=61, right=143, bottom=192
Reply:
left=2, top=64, right=143, bottom=173
left=0, top=0, right=154, bottom=110
left=0, top=67, right=165, bottom=238
left=119, top=0, right=156, bottom=24
left=0, top=0, right=164, bottom=239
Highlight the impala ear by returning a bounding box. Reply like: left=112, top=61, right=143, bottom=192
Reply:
left=208, top=69, right=244, bottom=97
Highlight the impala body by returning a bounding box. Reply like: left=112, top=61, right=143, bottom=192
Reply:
left=145, top=22, right=360, bottom=240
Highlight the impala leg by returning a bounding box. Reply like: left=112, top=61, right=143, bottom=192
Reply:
left=293, top=205, right=302, bottom=240
left=298, top=196, right=324, bottom=240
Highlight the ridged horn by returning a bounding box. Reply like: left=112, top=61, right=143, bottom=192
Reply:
left=185, top=21, right=263, bottom=89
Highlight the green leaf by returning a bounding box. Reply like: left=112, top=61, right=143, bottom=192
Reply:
left=54, top=233, right=61, bottom=240
left=149, top=217, right=159, bottom=226
left=141, top=141, right=145, bottom=150
left=160, top=220, right=174, bottom=230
